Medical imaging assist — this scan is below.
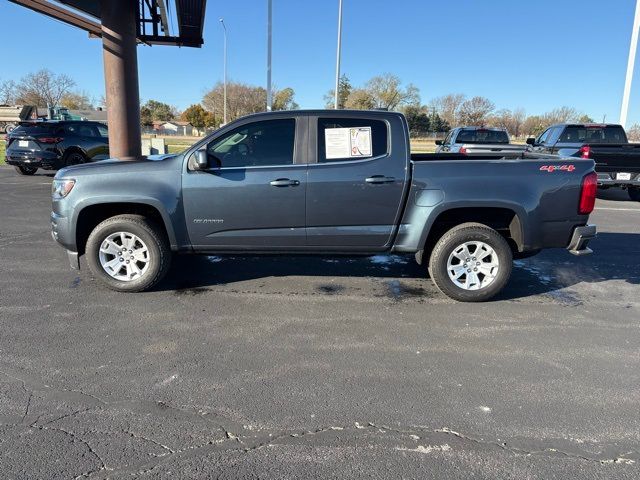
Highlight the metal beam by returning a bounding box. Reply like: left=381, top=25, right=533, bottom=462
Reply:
left=9, top=0, right=102, bottom=37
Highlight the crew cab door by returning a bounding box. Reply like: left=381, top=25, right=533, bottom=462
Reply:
left=305, top=115, right=409, bottom=250
left=182, top=117, right=307, bottom=249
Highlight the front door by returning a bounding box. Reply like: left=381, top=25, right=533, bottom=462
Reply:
left=182, top=117, right=307, bottom=250
left=305, top=116, right=408, bottom=250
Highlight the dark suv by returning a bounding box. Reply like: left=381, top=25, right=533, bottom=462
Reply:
left=5, top=121, right=109, bottom=175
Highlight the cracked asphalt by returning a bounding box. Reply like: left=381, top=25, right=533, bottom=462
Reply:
left=1, top=165, right=639, bottom=479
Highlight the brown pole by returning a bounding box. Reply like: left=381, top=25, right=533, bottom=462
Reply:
left=100, top=0, right=142, bottom=160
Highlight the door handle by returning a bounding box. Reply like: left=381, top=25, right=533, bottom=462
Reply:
left=269, top=178, right=300, bottom=187
left=365, top=175, right=395, bottom=184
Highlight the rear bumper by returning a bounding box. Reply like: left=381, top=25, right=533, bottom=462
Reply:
left=6, top=150, right=63, bottom=170
left=567, top=224, right=596, bottom=256
left=597, top=172, right=640, bottom=188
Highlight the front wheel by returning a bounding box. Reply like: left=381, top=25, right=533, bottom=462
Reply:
left=14, top=165, right=38, bottom=175
left=428, top=223, right=513, bottom=302
left=85, top=214, right=171, bottom=292
left=628, top=187, right=640, bottom=202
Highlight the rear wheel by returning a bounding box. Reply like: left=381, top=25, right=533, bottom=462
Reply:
left=14, top=165, right=37, bottom=175
left=63, top=150, right=88, bottom=167
left=428, top=223, right=512, bottom=302
left=628, top=187, right=640, bottom=202
left=85, top=215, right=171, bottom=292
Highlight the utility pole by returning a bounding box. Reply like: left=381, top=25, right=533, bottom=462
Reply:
left=266, top=0, right=273, bottom=111
left=219, top=18, right=228, bottom=124
left=334, top=0, right=343, bottom=109
left=620, top=0, right=640, bottom=127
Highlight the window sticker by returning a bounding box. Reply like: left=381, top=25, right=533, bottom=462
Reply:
left=325, top=127, right=373, bottom=159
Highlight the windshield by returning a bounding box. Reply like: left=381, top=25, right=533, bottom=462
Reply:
left=455, top=129, right=509, bottom=144
left=559, top=125, right=627, bottom=144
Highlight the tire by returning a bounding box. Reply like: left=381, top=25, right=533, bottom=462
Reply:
left=14, top=165, right=38, bottom=175
left=428, top=222, right=513, bottom=302
left=63, top=150, right=88, bottom=167
left=85, top=214, right=171, bottom=292
left=628, top=187, right=640, bottom=202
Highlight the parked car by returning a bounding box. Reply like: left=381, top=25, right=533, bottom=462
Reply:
left=51, top=110, right=597, bottom=302
left=435, top=127, right=527, bottom=154
left=527, top=123, right=640, bottom=201
left=5, top=120, right=109, bottom=175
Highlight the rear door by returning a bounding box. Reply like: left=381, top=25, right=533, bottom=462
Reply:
left=305, top=114, right=409, bottom=250
left=182, top=116, right=307, bottom=250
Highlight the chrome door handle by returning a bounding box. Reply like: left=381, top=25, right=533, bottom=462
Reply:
left=270, top=178, right=300, bottom=187
left=365, top=175, right=395, bottom=184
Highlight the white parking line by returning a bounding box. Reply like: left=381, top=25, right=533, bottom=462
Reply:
left=595, top=207, right=640, bottom=212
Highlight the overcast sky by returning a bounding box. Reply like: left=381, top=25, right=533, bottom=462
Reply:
left=1, top=0, right=638, bottom=125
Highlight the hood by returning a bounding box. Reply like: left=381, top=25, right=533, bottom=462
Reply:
left=55, top=154, right=179, bottom=179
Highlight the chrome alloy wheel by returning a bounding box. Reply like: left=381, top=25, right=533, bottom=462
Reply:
left=446, top=241, right=499, bottom=291
left=98, top=232, right=150, bottom=281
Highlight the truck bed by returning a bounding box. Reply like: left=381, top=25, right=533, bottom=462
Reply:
left=411, top=152, right=543, bottom=162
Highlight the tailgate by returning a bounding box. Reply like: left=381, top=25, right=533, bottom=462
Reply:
left=589, top=144, right=640, bottom=172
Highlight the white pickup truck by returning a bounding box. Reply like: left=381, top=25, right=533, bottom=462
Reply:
left=436, top=127, right=527, bottom=155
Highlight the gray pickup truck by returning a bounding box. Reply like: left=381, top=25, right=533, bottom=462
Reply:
left=435, top=127, right=527, bottom=155
left=51, top=110, right=597, bottom=302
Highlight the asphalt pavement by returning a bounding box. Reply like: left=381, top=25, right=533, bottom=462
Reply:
left=1, top=165, right=639, bottom=479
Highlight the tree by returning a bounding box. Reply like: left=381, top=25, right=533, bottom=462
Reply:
left=522, top=115, right=546, bottom=137
left=324, top=74, right=352, bottom=109
left=140, top=99, right=176, bottom=126
left=577, top=114, right=594, bottom=123
left=430, top=94, right=466, bottom=128
left=0, top=79, right=16, bottom=105
left=15, top=69, right=75, bottom=107
left=363, top=73, right=420, bottom=110
left=344, top=88, right=375, bottom=110
left=181, top=104, right=214, bottom=129
left=428, top=109, right=449, bottom=133
left=458, top=96, right=495, bottom=126
left=542, top=106, right=580, bottom=125
left=627, top=124, right=640, bottom=142
left=60, top=91, right=93, bottom=110
left=489, top=108, right=526, bottom=137
left=402, top=105, right=430, bottom=137
left=273, top=87, right=299, bottom=111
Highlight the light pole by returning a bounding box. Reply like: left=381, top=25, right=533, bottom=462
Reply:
left=620, top=0, right=640, bottom=128
left=334, top=0, right=343, bottom=110
left=219, top=18, right=228, bottom=124
left=266, top=0, right=273, bottom=111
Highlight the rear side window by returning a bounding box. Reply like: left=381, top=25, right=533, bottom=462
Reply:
left=455, top=129, right=509, bottom=144
left=317, top=118, right=388, bottom=162
left=559, top=126, right=628, bottom=144
left=10, top=123, right=57, bottom=136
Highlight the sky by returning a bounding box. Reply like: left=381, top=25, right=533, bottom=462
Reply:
left=0, top=0, right=639, bottom=125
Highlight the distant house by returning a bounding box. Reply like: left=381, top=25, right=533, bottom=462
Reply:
left=151, top=120, right=193, bottom=136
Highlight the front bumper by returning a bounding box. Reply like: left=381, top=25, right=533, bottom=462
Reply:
left=567, top=224, right=596, bottom=256
left=51, top=210, right=79, bottom=269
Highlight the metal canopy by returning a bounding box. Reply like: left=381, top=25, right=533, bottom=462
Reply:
left=10, top=0, right=206, bottom=47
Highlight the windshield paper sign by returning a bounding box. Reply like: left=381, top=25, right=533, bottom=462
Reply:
left=325, top=127, right=372, bottom=159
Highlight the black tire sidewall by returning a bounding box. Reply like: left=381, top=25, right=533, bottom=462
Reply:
left=628, top=187, right=640, bottom=202
left=64, top=151, right=87, bottom=167
left=85, top=217, right=168, bottom=292
left=15, top=166, right=37, bottom=175
left=429, top=225, right=512, bottom=302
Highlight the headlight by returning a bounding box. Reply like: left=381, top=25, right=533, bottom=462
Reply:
left=52, top=179, right=75, bottom=199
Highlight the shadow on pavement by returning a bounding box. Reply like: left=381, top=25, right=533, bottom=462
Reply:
left=157, top=233, right=640, bottom=301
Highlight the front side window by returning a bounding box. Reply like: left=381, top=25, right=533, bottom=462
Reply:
left=203, top=118, right=295, bottom=169
left=317, top=118, right=388, bottom=162
left=536, top=128, right=551, bottom=145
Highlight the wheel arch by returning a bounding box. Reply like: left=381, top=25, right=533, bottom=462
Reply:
left=75, top=201, right=176, bottom=255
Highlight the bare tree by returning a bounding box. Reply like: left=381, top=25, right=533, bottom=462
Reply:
left=430, top=94, right=466, bottom=127
left=458, top=96, right=495, bottom=126
left=60, top=91, right=94, bottom=110
left=489, top=107, right=526, bottom=137
left=0, top=79, right=17, bottom=105
left=627, top=124, right=640, bottom=142
left=363, top=73, right=420, bottom=110
left=542, top=106, right=581, bottom=125
left=15, top=69, right=75, bottom=107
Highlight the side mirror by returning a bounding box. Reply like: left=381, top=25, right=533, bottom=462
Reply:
left=526, top=137, right=536, bottom=146
left=435, top=140, right=443, bottom=146
left=194, top=149, right=209, bottom=170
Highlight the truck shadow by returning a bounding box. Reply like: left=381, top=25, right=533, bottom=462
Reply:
left=159, top=233, right=640, bottom=302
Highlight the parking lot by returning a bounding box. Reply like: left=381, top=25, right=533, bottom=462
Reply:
left=0, top=164, right=639, bottom=478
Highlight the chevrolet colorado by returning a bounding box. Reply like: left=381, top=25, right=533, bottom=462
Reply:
left=51, top=110, right=597, bottom=302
